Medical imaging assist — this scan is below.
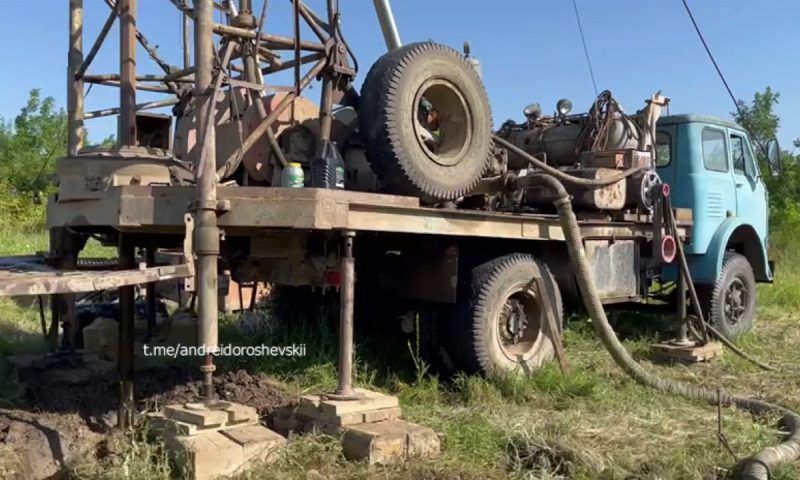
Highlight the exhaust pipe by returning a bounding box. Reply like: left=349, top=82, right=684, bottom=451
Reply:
left=372, top=0, right=401, bottom=51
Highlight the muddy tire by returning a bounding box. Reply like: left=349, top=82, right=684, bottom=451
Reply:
left=702, top=252, right=756, bottom=338
left=358, top=42, right=492, bottom=203
left=450, top=254, right=563, bottom=375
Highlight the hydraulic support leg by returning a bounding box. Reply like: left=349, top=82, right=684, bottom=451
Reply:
left=675, top=256, right=693, bottom=346
left=117, top=234, right=136, bottom=429
left=329, top=230, right=360, bottom=400
left=146, top=246, right=157, bottom=340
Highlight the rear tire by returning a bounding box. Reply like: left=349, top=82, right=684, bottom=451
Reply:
left=358, top=42, right=493, bottom=203
left=450, top=254, right=563, bottom=375
left=702, top=252, right=756, bottom=338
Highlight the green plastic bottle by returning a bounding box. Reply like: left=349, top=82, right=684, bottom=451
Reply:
left=281, top=162, right=305, bottom=188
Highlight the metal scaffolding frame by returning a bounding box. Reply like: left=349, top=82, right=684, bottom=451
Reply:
left=63, top=0, right=360, bottom=427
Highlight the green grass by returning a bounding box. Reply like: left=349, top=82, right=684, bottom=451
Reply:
left=1, top=206, right=799, bottom=479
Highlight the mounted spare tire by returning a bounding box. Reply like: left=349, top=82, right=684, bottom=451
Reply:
left=359, top=42, right=493, bottom=203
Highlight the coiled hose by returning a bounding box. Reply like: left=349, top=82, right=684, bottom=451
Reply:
left=526, top=172, right=800, bottom=479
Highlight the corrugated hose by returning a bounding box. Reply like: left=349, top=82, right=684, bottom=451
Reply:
left=492, top=133, right=800, bottom=479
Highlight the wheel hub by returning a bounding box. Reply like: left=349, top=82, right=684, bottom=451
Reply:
left=497, top=288, right=542, bottom=358
left=500, top=299, right=528, bottom=345
left=413, top=79, right=472, bottom=167
left=724, top=277, right=748, bottom=326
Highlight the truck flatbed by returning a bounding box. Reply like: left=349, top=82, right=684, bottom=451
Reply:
left=47, top=186, right=689, bottom=241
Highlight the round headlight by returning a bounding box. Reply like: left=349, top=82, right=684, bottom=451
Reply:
left=523, top=103, right=542, bottom=119
left=556, top=98, right=572, bottom=116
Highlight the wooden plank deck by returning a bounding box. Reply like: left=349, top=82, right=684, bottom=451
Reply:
left=47, top=186, right=688, bottom=241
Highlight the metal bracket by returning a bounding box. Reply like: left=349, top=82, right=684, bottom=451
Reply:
left=529, top=276, right=569, bottom=373
left=183, top=213, right=195, bottom=276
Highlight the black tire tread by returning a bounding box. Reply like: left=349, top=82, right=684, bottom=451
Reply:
left=452, top=253, right=563, bottom=374
left=707, top=251, right=756, bottom=338
left=359, top=42, right=492, bottom=203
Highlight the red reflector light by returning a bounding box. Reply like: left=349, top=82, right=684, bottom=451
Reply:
left=661, top=235, right=676, bottom=264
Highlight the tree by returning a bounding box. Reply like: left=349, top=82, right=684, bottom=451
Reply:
left=0, top=89, right=67, bottom=193
left=733, top=87, right=799, bottom=223
left=732, top=86, right=780, bottom=152
left=0, top=89, right=116, bottom=196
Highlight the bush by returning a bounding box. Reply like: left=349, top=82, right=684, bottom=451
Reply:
left=0, top=182, right=46, bottom=231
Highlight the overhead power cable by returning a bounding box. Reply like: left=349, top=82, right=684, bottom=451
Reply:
left=570, top=0, right=599, bottom=97
left=680, top=0, right=742, bottom=116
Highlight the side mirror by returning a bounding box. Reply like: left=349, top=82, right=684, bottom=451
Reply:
left=766, top=138, right=781, bottom=177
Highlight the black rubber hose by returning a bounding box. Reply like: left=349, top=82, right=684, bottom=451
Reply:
left=524, top=173, right=800, bottom=480
left=500, top=131, right=783, bottom=373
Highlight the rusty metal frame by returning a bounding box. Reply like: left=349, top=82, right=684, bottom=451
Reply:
left=0, top=215, right=194, bottom=297
left=67, top=0, right=350, bottom=155
left=54, top=0, right=359, bottom=415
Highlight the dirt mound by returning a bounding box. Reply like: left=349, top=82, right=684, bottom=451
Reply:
left=0, top=409, right=103, bottom=480
left=1, top=360, right=293, bottom=479
left=138, top=368, right=293, bottom=416
left=19, top=365, right=292, bottom=426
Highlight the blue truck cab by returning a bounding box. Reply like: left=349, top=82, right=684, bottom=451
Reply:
left=655, top=114, right=779, bottom=337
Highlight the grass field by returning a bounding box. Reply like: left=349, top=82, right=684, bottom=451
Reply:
left=1, top=207, right=798, bottom=479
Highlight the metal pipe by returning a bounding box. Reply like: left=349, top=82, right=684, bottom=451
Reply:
left=372, top=0, right=401, bottom=51
left=169, top=0, right=195, bottom=17
left=675, top=267, right=691, bottom=345
left=292, top=0, right=301, bottom=121
left=76, top=1, right=119, bottom=80
left=68, top=0, right=84, bottom=156
left=239, top=0, right=252, bottom=14
left=146, top=246, right=156, bottom=340
left=164, top=66, right=197, bottom=82
left=84, top=73, right=173, bottom=82
left=261, top=52, right=321, bottom=74
left=335, top=231, right=356, bottom=397
left=117, top=234, right=135, bottom=429
left=297, top=1, right=330, bottom=42
left=85, top=97, right=180, bottom=119
left=83, top=79, right=172, bottom=93
left=194, top=0, right=219, bottom=401
left=212, top=22, right=325, bottom=51
left=119, top=0, right=137, bottom=146
left=182, top=4, right=191, bottom=68
left=318, top=75, right=333, bottom=142
left=104, top=0, right=178, bottom=77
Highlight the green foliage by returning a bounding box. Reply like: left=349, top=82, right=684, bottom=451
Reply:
left=733, top=87, right=800, bottom=225
left=0, top=182, right=46, bottom=231
left=0, top=89, right=66, bottom=194
left=0, top=89, right=113, bottom=197
left=733, top=87, right=780, bottom=150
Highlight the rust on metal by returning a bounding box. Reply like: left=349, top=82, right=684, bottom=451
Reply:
left=118, top=0, right=137, bottom=146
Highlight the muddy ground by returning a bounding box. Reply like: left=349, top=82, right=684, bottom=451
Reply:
left=0, top=359, right=293, bottom=479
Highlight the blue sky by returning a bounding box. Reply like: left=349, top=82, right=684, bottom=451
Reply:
left=0, top=0, right=797, bottom=149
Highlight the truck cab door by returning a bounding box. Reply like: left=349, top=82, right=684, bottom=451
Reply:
left=729, top=131, right=768, bottom=237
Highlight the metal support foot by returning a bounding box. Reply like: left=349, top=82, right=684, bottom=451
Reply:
left=145, top=246, right=157, bottom=340
left=328, top=230, right=363, bottom=401
left=118, top=233, right=136, bottom=429
left=673, top=264, right=695, bottom=347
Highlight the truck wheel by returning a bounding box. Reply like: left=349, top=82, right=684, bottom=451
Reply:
left=359, top=42, right=492, bottom=204
left=452, top=254, right=563, bottom=375
left=704, top=252, right=756, bottom=338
